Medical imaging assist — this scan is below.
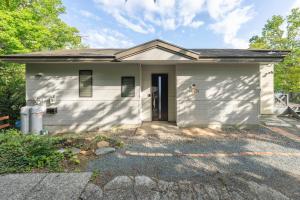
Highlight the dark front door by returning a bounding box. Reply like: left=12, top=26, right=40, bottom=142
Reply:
left=152, top=74, right=168, bottom=121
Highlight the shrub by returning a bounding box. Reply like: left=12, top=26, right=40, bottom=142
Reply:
left=0, top=129, right=67, bottom=173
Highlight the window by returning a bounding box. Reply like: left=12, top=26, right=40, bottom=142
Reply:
left=79, top=70, right=92, bottom=97
left=121, top=76, right=135, bottom=97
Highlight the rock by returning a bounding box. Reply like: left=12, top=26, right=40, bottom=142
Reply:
left=71, top=147, right=81, bottom=154
left=104, top=176, right=135, bottom=200
left=66, top=139, right=73, bottom=144
left=158, top=180, right=179, bottom=200
left=135, top=176, right=156, bottom=188
left=80, top=183, right=103, bottom=200
left=97, top=141, right=110, bottom=148
left=104, top=176, right=133, bottom=191
left=57, top=148, right=66, bottom=153
left=85, top=137, right=94, bottom=142
left=80, top=150, right=92, bottom=156
left=134, top=176, right=159, bottom=200
left=95, top=147, right=115, bottom=156
left=58, top=147, right=81, bottom=154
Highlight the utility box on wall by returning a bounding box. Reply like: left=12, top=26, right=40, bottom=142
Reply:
left=46, top=107, right=58, bottom=114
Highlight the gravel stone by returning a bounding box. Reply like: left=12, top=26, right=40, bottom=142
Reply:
left=230, top=191, right=245, bottom=200
left=193, top=183, right=211, bottom=200
left=87, top=121, right=300, bottom=199
left=247, top=181, right=290, bottom=200
left=178, top=180, right=196, bottom=200
left=158, top=180, right=179, bottom=200
left=95, top=147, right=115, bottom=156
left=204, top=184, right=220, bottom=200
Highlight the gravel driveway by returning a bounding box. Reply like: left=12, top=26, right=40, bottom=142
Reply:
left=87, top=121, right=300, bottom=199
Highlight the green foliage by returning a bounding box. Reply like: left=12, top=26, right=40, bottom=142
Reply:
left=91, top=170, right=101, bottom=182
left=69, top=155, right=80, bottom=165
left=0, top=0, right=82, bottom=124
left=249, top=8, right=300, bottom=92
left=0, top=129, right=68, bottom=173
left=0, top=63, right=25, bottom=123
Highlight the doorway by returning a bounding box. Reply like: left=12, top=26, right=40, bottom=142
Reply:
left=152, top=74, right=168, bottom=121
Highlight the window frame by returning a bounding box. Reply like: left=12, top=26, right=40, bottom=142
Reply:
left=79, top=70, right=93, bottom=97
left=121, top=76, right=135, bottom=97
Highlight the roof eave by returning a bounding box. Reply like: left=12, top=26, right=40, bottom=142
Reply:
left=0, top=57, right=116, bottom=63
left=0, top=57, right=284, bottom=64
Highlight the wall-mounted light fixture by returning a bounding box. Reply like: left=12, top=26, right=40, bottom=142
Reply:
left=191, top=83, right=199, bottom=95
left=34, top=73, right=44, bottom=79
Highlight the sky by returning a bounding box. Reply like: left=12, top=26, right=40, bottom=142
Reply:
left=60, top=0, right=300, bottom=49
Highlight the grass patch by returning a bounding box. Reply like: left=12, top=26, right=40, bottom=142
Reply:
left=90, top=169, right=101, bottom=185
left=0, top=129, right=72, bottom=174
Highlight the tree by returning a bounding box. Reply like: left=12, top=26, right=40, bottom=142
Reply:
left=249, top=8, right=300, bottom=93
left=0, top=0, right=82, bottom=124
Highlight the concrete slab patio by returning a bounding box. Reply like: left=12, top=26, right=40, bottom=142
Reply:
left=0, top=173, right=294, bottom=200
left=0, top=173, right=92, bottom=200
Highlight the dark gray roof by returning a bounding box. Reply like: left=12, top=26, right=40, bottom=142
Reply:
left=2, top=49, right=122, bottom=58
left=1, top=48, right=289, bottom=59
left=191, top=49, right=289, bottom=58
left=0, top=39, right=289, bottom=62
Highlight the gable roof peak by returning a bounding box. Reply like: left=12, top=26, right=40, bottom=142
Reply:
left=115, top=39, right=200, bottom=60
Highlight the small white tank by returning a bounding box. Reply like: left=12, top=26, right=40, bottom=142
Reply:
left=30, top=105, right=44, bottom=134
left=20, top=106, right=31, bottom=134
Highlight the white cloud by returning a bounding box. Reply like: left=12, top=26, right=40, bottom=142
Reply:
left=208, top=1, right=255, bottom=48
left=291, top=0, right=300, bottom=9
left=82, top=28, right=134, bottom=48
left=93, top=0, right=205, bottom=33
left=178, top=0, right=205, bottom=27
left=206, top=0, right=241, bottom=20
left=79, top=10, right=101, bottom=21
left=188, top=20, right=204, bottom=28
left=91, top=0, right=254, bottom=48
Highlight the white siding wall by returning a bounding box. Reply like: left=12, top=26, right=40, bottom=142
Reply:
left=26, top=63, right=141, bottom=132
left=141, top=65, right=176, bottom=121
left=259, top=64, right=274, bottom=115
left=176, top=63, right=260, bottom=127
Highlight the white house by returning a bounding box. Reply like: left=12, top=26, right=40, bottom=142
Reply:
left=0, top=39, right=288, bottom=132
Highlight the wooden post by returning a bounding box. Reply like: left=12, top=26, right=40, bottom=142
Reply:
left=0, top=115, right=10, bottom=129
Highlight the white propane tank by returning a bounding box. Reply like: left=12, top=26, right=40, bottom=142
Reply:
left=20, top=106, right=31, bottom=134
left=30, top=105, right=44, bottom=134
